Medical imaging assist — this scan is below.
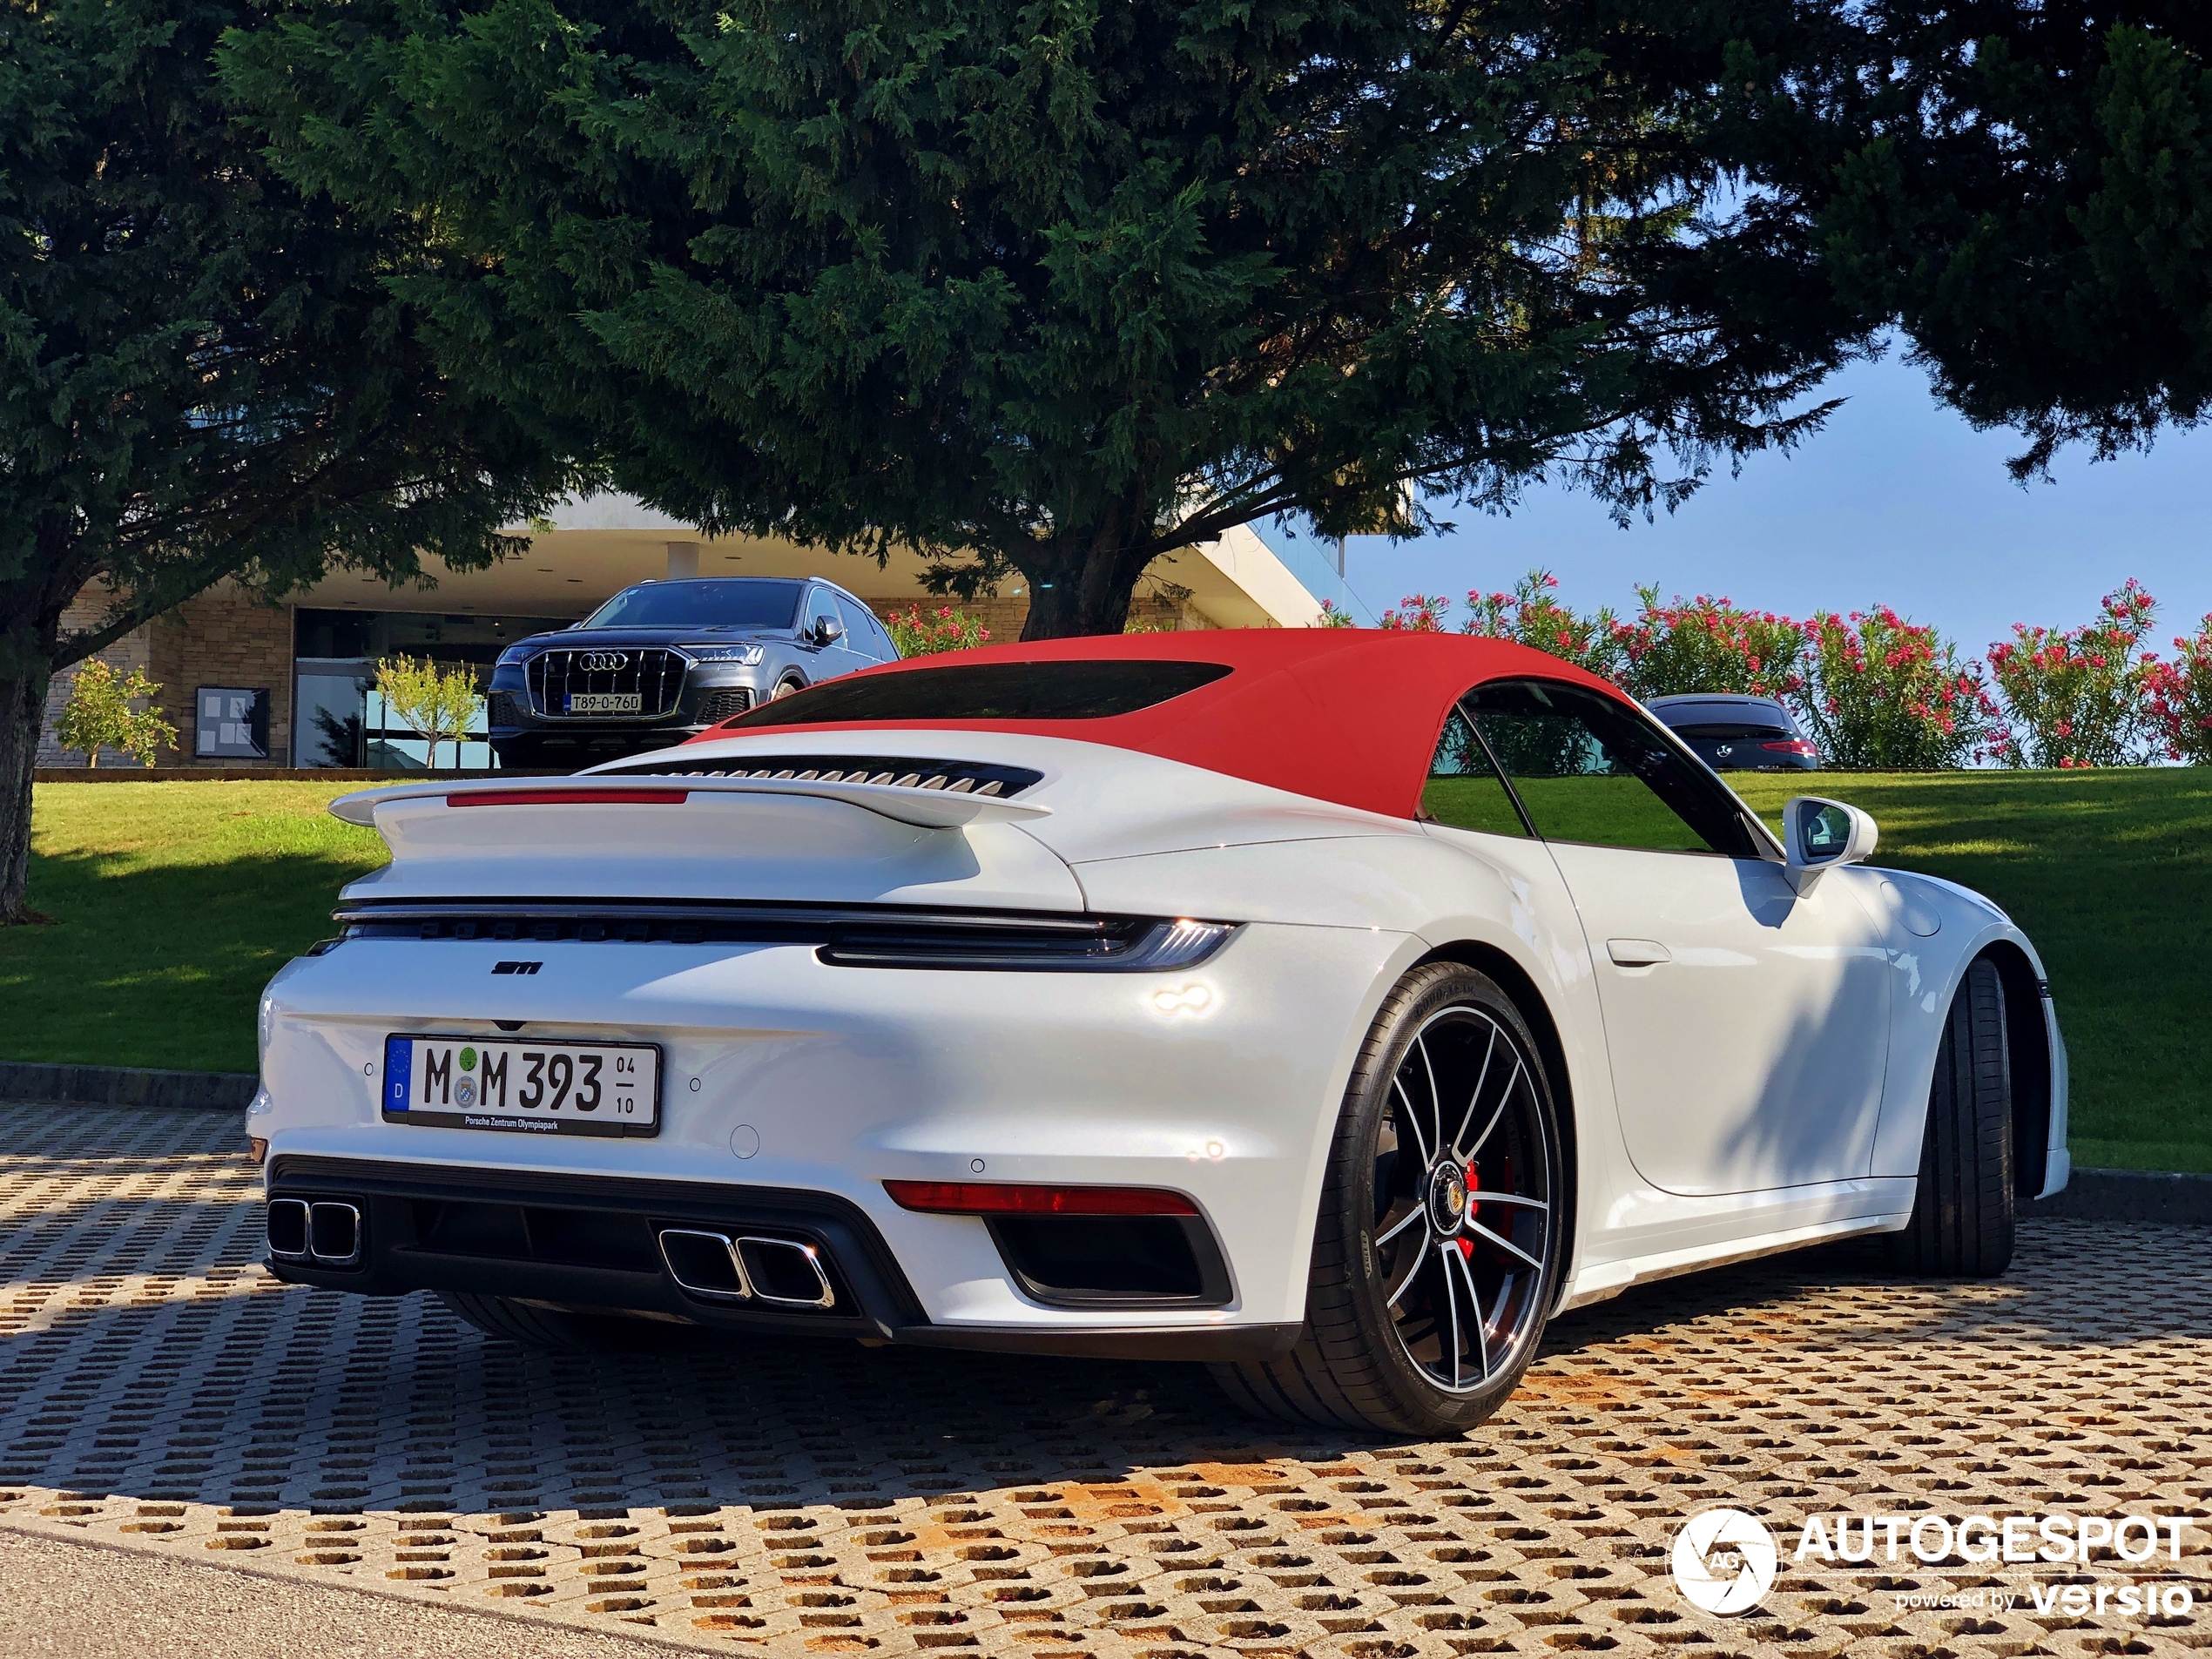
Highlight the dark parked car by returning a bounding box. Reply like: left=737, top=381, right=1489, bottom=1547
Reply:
left=1646, top=692, right=1821, bottom=772
left=489, top=577, right=899, bottom=769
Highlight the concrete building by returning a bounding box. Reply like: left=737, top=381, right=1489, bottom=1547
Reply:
left=38, top=496, right=1361, bottom=770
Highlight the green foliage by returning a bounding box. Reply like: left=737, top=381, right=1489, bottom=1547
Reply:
left=1613, top=587, right=1804, bottom=702
left=1797, top=608, right=1996, bottom=772
left=221, top=0, right=1862, bottom=638
left=374, top=656, right=482, bottom=769
left=0, top=0, right=588, bottom=921
left=1774, top=13, right=2212, bottom=476
left=2147, top=616, right=2212, bottom=765
left=1729, top=769, right=2212, bottom=1174
left=882, top=604, right=992, bottom=657
left=54, top=661, right=177, bottom=768
left=1986, top=581, right=2162, bottom=768
left=1460, top=570, right=1628, bottom=684
left=1379, top=596, right=1453, bottom=633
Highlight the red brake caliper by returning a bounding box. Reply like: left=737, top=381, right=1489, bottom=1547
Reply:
left=1457, top=1162, right=1479, bottom=1258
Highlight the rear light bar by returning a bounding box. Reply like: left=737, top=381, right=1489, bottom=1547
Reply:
left=448, top=789, right=688, bottom=807
left=1759, top=740, right=1819, bottom=758
left=883, top=1181, right=1197, bottom=1217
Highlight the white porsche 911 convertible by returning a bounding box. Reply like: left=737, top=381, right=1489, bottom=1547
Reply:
left=254, top=632, right=2068, bottom=1434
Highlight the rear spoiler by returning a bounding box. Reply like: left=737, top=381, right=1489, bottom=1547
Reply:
left=328, top=775, right=1053, bottom=832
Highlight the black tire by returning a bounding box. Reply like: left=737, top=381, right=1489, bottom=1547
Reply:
left=770, top=673, right=806, bottom=700
left=1214, top=962, right=1566, bottom=1435
left=1887, top=955, right=2015, bottom=1277
left=433, top=1290, right=697, bottom=1354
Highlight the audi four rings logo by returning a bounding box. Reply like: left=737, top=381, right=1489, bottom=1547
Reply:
left=575, top=651, right=630, bottom=671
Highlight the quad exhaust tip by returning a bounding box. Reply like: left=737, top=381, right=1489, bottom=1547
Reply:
left=266, top=1198, right=363, bottom=1266
left=657, top=1228, right=834, bottom=1309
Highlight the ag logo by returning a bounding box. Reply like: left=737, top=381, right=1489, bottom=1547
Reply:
left=1671, top=1507, right=1777, bottom=1615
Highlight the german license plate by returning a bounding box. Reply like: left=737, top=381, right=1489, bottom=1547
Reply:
left=382, top=1035, right=660, bottom=1137
left=564, top=691, right=642, bottom=714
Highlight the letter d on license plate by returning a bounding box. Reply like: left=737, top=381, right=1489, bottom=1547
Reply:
left=383, top=1035, right=661, bottom=1137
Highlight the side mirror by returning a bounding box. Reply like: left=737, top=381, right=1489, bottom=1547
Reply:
left=813, top=615, right=846, bottom=646
left=1784, top=796, right=1878, bottom=892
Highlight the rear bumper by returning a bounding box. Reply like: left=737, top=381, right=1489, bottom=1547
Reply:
left=263, top=1155, right=1297, bottom=1361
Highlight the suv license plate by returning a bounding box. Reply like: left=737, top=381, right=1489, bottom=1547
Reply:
left=382, top=1035, right=660, bottom=1137
left=565, top=692, right=642, bottom=714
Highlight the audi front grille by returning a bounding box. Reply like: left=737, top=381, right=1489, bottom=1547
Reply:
left=527, top=648, right=688, bottom=720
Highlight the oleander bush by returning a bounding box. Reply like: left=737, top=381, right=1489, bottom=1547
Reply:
left=2146, top=615, right=2212, bottom=765
left=1334, top=571, right=2210, bottom=770
left=1985, top=581, right=2161, bottom=767
left=1797, top=608, right=1998, bottom=772
left=885, top=604, right=992, bottom=656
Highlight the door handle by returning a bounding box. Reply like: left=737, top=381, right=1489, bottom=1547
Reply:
left=1607, top=938, right=1672, bottom=967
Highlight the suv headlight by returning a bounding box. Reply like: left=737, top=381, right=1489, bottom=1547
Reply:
left=687, top=644, right=765, bottom=665
left=496, top=646, right=531, bottom=666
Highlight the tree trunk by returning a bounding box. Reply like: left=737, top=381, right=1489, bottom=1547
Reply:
left=0, top=664, right=51, bottom=925
left=1015, top=527, right=1155, bottom=640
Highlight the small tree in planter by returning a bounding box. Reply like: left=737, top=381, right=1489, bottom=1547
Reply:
left=374, top=656, right=482, bottom=771
left=2146, top=615, right=2212, bottom=765
left=1797, top=608, right=1995, bottom=770
left=54, top=661, right=176, bottom=768
left=1985, top=580, right=2161, bottom=767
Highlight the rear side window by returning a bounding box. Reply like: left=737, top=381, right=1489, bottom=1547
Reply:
left=1422, top=708, right=1531, bottom=838
left=1464, top=680, right=1760, bottom=858
left=725, top=659, right=1232, bottom=726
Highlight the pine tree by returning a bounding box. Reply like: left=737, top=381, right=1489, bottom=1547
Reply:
left=0, top=0, right=590, bottom=922
left=223, top=0, right=1868, bottom=639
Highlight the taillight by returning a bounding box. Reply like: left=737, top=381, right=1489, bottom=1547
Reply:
left=883, top=1181, right=1198, bottom=1217
left=1760, top=740, right=1818, bottom=758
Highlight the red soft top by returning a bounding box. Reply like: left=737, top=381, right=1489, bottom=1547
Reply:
left=689, top=631, right=1628, bottom=819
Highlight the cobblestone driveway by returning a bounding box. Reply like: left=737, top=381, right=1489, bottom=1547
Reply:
left=0, top=1104, right=2205, bottom=1656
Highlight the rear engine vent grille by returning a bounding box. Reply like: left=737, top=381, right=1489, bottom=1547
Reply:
left=597, top=754, right=1042, bottom=799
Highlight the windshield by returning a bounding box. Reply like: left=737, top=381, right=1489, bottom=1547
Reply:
left=728, top=659, right=1233, bottom=725
left=582, top=580, right=804, bottom=631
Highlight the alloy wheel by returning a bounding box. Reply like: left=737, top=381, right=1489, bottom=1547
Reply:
left=1370, top=1005, right=1553, bottom=1393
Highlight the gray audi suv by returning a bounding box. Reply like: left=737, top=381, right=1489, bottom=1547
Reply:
left=488, top=577, right=900, bottom=770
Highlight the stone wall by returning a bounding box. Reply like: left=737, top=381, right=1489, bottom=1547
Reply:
left=146, top=586, right=295, bottom=768
left=36, top=590, right=153, bottom=768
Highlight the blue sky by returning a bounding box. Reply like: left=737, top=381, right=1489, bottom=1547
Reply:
left=1327, top=350, right=2212, bottom=662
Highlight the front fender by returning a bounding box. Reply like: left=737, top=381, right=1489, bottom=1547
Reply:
left=1862, top=870, right=2067, bottom=1197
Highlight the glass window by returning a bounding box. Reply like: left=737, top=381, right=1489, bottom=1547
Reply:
left=1464, top=680, right=1760, bottom=858
left=727, top=659, right=1232, bottom=727
left=1421, top=707, right=1530, bottom=837
left=583, top=579, right=805, bottom=631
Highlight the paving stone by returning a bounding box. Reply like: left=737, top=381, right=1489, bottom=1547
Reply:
left=0, top=1103, right=2204, bottom=1656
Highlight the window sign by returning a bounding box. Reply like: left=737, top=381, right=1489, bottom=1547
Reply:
left=195, top=686, right=270, bottom=759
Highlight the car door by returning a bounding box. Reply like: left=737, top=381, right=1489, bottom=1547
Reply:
left=799, top=586, right=867, bottom=681
left=1465, top=678, right=1891, bottom=1197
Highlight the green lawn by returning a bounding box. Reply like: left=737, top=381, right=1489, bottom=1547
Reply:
left=7, top=771, right=2208, bottom=1171
left=4, top=783, right=388, bottom=1073
left=1730, top=771, right=2212, bottom=1175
